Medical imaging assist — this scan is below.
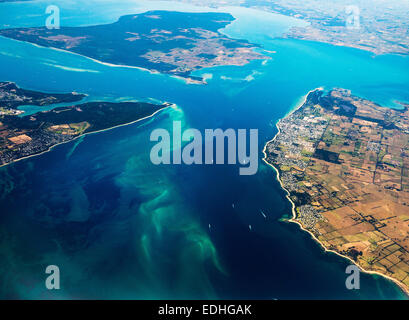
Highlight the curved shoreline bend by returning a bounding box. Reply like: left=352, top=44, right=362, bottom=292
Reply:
left=262, top=89, right=409, bottom=298
left=0, top=104, right=172, bottom=169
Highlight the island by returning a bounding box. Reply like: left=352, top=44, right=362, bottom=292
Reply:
left=0, top=11, right=269, bottom=83
left=0, top=82, right=170, bottom=166
left=263, top=88, right=409, bottom=295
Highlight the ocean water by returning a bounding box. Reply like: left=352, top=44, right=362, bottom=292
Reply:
left=0, top=0, right=408, bottom=299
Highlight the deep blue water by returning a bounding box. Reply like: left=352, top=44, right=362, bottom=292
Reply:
left=0, top=0, right=408, bottom=299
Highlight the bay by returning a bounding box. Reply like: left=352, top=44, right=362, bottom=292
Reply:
left=0, top=0, right=408, bottom=299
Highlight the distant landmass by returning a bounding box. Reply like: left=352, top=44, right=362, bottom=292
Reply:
left=0, top=11, right=269, bottom=83
left=166, top=0, right=409, bottom=56
left=0, top=82, right=170, bottom=166
left=264, top=88, right=409, bottom=295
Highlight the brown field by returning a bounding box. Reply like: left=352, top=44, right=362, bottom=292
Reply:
left=8, top=134, right=32, bottom=145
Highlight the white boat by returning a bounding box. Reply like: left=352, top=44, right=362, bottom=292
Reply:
left=260, top=210, right=267, bottom=219
left=249, top=225, right=252, bottom=231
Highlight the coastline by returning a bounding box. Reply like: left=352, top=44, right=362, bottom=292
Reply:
left=0, top=103, right=173, bottom=169
left=0, top=33, right=269, bottom=86
left=261, top=89, right=409, bottom=298
left=0, top=36, right=207, bottom=85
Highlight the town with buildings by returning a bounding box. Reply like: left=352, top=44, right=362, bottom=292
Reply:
left=264, top=87, right=409, bottom=294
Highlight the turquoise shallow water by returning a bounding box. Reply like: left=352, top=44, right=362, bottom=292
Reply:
left=0, top=0, right=408, bottom=299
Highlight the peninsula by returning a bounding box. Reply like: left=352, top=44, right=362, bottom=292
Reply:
left=263, top=88, right=409, bottom=294
left=0, top=81, right=85, bottom=113
left=165, top=0, right=409, bottom=56
left=0, top=82, right=170, bottom=166
left=0, top=11, right=268, bottom=83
